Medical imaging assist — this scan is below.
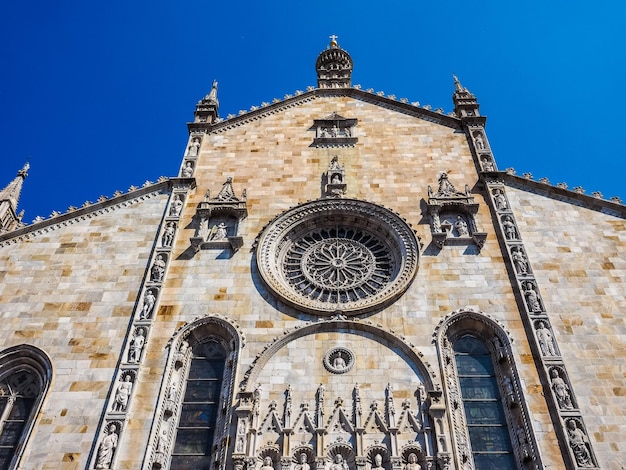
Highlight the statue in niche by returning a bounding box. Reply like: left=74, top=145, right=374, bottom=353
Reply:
left=524, top=282, right=542, bottom=313
left=261, top=456, right=275, bottom=470
left=140, top=289, right=156, bottom=319
left=371, top=454, right=384, bottom=470
left=181, top=161, right=194, bottom=178
left=151, top=255, right=166, bottom=282
left=493, top=189, right=507, bottom=210
left=404, top=453, right=421, bottom=470
left=481, top=155, right=495, bottom=171
left=511, top=247, right=529, bottom=274
left=566, top=419, right=594, bottom=467
left=551, top=369, right=573, bottom=409
left=187, top=138, right=200, bottom=157
left=436, top=172, right=456, bottom=197
left=128, top=328, right=145, bottom=363
left=95, top=423, right=118, bottom=469
left=502, top=216, right=518, bottom=240
left=503, top=376, right=516, bottom=406
left=112, top=375, right=133, bottom=412
left=169, top=195, right=183, bottom=217
left=331, top=173, right=342, bottom=184
left=210, top=222, right=228, bottom=241
left=474, top=133, right=485, bottom=150
left=454, top=216, right=469, bottom=236
left=161, top=222, right=175, bottom=247
left=536, top=321, right=557, bottom=356
left=333, top=352, right=347, bottom=369
left=295, top=453, right=310, bottom=470
left=330, top=454, right=349, bottom=470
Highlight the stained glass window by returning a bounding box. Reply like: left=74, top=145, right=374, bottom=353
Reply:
left=453, top=335, right=516, bottom=469
left=171, top=340, right=226, bottom=469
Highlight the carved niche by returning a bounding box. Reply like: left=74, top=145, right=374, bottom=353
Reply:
left=426, top=173, right=487, bottom=249
left=190, top=177, right=247, bottom=252
left=325, top=156, right=347, bottom=198
left=312, top=112, right=357, bottom=147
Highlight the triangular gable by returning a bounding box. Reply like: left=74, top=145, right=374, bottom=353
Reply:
left=326, top=405, right=355, bottom=434
left=292, top=406, right=317, bottom=435
left=363, top=402, right=389, bottom=434
left=258, top=403, right=284, bottom=435
left=397, top=406, right=422, bottom=434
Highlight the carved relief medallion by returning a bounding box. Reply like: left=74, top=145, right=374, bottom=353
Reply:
left=323, top=347, right=354, bottom=374
left=256, top=199, right=419, bottom=315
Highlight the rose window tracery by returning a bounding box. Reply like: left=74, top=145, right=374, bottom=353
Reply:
left=256, top=199, right=419, bottom=315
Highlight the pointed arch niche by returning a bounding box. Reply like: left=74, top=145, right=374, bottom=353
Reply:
left=0, top=344, right=52, bottom=470
left=435, top=309, right=543, bottom=470
left=234, top=318, right=448, bottom=470
left=143, top=315, right=245, bottom=470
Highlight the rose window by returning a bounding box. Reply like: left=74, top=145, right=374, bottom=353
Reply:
left=256, top=199, right=419, bottom=315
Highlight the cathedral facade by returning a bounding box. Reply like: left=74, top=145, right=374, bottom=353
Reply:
left=0, top=39, right=624, bottom=470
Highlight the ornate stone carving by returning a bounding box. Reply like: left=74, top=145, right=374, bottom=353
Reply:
left=426, top=173, right=487, bottom=248
left=186, top=137, right=201, bottom=157
left=128, top=327, right=145, bottom=363
left=535, top=321, right=557, bottom=356
left=326, top=156, right=347, bottom=197
left=472, top=131, right=487, bottom=151
left=161, top=221, right=176, bottom=247
left=111, top=372, right=134, bottom=413
left=95, top=422, right=120, bottom=469
left=501, top=215, right=518, bottom=240
left=402, top=453, right=421, bottom=470
left=511, top=246, right=530, bottom=275
left=492, top=188, right=508, bottom=210
left=190, top=177, right=247, bottom=252
left=140, top=288, right=158, bottom=319
left=323, top=347, right=354, bottom=374
left=523, top=281, right=543, bottom=313
left=150, top=254, right=167, bottom=282
left=566, top=419, right=595, bottom=467
left=168, top=194, right=184, bottom=217
left=313, top=113, right=357, bottom=147
left=480, top=154, right=496, bottom=172
left=181, top=160, right=194, bottom=178
left=256, top=199, right=419, bottom=315
left=550, top=368, right=574, bottom=410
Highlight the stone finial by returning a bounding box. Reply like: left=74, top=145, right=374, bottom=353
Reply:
left=316, top=36, right=353, bottom=88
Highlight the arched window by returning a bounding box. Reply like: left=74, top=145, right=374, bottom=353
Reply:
left=171, top=340, right=226, bottom=468
left=453, top=335, right=515, bottom=469
left=0, top=345, right=52, bottom=470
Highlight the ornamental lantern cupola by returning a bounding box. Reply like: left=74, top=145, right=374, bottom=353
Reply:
left=316, top=36, right=353, bottom=89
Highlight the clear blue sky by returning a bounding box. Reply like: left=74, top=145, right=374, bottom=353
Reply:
left=1, top=1, right=625, bottom=221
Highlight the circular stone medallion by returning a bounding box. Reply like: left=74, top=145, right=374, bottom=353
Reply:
left=256, top=199, right=419, bottom=315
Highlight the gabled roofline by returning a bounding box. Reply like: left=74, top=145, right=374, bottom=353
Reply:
left=188, top=87, right=462, bottom=135
left=0, top=179, right=173, bottom=246
left=499, top=172, right=626, bottom=218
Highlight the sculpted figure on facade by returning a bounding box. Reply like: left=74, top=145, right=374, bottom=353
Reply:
left=454, top=216, right=469, bottom=237
left=511, top=247, right=529, bottom=275
left=493, top=189, right=507, bottom=210
left=210, top=222, right=228, bottom=241
left=481, top=155, right=495, bottom=171
left=502, top=216, right=518, bottom=240
left=566, top=419, right=594, bottom=467
left=128, top=328, right=145, bottom=363
left=524, top=282, right=542, bottom=313
left=551, top=369, right=573, bottom=410
left=261, top=456, right=275, bottom=470
left=536, top=321, right=557, bottom=356
left=181, top=161, right=194, bottom=178
left=187, top=137, right=200, bottom=157
left=140, top=288, right=156, bottom=319
left=112, top=375, right=133, bottom=412
left=151, top=255, right=166, bottom=282
left=330, top=454, right=349, bottom=470
left=169, top=194, right=184, bottom=217
left=295, top=453, right=310, bottom=470
left=95, top=423, right=118, bottom=469
left=161, top=222, right=176, bottom=247
left=404, top=453, right=421, bottom=470
left=474, top=133, right=485, bottom=150
left=371, top=454, right=384, bottom=470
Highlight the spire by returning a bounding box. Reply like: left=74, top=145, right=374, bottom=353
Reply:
left=194, top=80, right=220, bottom=124
left=451, top=74, right=482, bottom=121
left=0, top=162, right=29, bottom=232
left=316, top=36, right=353, bottom=89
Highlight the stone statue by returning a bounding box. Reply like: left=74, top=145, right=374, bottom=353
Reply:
left=161, top=222, right=175, bottom=247
left=151, top=255, right=166, bottom=282
left=295, top=453, right=310, bottom=470
left=404, top=453, right=421, bottom=470
left=333, top=352, right=347, bottom=369
left=261, top=456, right=275, bottom=470
left=331, top=173, right=342, bottom=184
left=536, top=321, right=557, bottom=356
left=211, top=222, right=228, bottom=241
left=187, top=138, right=200, bottom=157
left=140, top=289, right=156, bottom=319
left=95, top=424, right=118, bottom=469
left=503, top=376, right=515, bottom=406
left=454, top=216, right=469, bottom=236
left=169, top=195, right=183, bottom=217
left=181, top=161, right=194, bottom=177
left=524, top=282, right=542, bottom=313
left=512, top=248, right=529, bottom=274
left=481, top=155, right=495, bottom=171
left=551, top=369, right=573, bottom=409
left=474, top=133, right=485, bottom=150
left=330, top=454, right=348, bottom=470
left=566, top=419, right=594, bottom=467
left=493, top=189, right=507, bottom=210
left=502, top=216, right=517, bottom=240
left=112, top=375, right=133, bottom=412
left=371, top=454, right=384, bottom=470
left=128, top=329, right=145, bottom=363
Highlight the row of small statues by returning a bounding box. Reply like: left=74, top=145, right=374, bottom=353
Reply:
left=260, top=452, right=423, bottom=470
